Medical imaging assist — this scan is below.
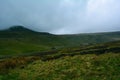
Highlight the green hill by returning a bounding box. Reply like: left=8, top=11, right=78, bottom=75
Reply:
left=0, top=26, right=120, bottom=55
left=0, top=26, right=60, bottom=55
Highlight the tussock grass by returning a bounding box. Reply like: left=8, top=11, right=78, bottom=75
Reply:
left=0, top=56, right=40, bottom=74
left=1, top=53, right=120, bottom=80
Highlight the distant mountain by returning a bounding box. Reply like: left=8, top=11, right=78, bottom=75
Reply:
left=0, top=26, right=120, bottom=55
left=0, top=26, right=51, bottom=35
left=7, top=26, right=32, bottom=31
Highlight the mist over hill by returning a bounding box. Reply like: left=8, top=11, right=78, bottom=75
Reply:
left=0, top=0, right=120, bottom=34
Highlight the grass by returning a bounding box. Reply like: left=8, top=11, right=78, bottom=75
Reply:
left=1, top=53, right=120, bottom=80
left=0, top=56, right=40, bottom=74
left=0, top=41, right=120, bottom=80
left=0, top=38, right=50, bottom=55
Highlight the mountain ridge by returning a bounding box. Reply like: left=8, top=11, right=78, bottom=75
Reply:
left=1, top=26, right=120, bottom=35
left=0, top=26, right=52, bottom=35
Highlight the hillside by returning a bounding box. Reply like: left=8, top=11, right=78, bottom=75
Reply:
left=0, top=26, right=60, bottom=55
left=0, top=40, right=120, bottom=80
left=0, top=26, right=120, bottom=55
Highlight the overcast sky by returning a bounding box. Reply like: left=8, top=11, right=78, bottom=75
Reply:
left=0, top=0, right=120, bottom=34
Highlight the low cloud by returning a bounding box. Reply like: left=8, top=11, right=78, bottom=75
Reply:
left=0, top=0, right=120, bottom=34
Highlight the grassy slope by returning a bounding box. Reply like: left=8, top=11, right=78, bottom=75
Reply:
left=5, top=53, right=120, bottom=80
left=0, top=26, right=62, bottom=55
left=0, top=41, right=120, bottom=80
left=0, top=26, right=120, bottom=55
left=60, top=31, right=120, bottom=46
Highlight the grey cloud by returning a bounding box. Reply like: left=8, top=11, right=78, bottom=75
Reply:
left=0, top=0, right=120, bottom=34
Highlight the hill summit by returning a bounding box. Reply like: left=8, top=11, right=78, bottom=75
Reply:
left=8, top=26, right=32, bottom=32
left=1, top=26, right=52, bottom=35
